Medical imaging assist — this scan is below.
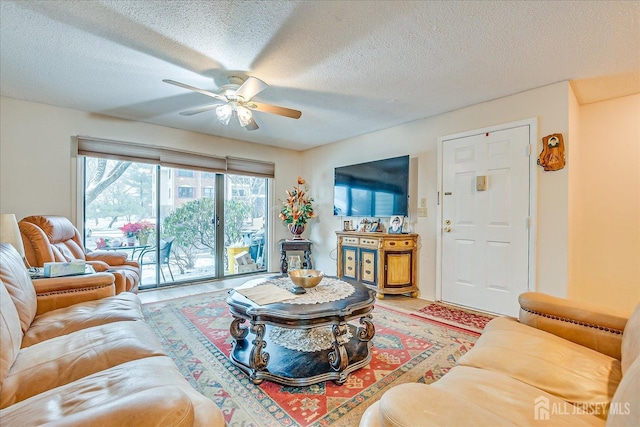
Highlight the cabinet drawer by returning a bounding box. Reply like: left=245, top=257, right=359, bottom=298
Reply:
left=342, top=236, right=359, bottom=245
left=383, top=239, right=414, bottom=250
left=360, top=238, right=379, bottom=247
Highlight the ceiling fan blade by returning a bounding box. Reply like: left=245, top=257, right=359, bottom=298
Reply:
left=245, top=117, right=259, bottom=131
left=249, top=101, right=302, bottom=119
left=163, top=79, right=227, bottom=102
left=235, top=76, right=268, bottom=101
left=178, top=104, right=224, bottom=116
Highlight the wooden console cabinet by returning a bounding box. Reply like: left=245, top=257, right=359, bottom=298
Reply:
left=336, top=232, right=418, bottom=299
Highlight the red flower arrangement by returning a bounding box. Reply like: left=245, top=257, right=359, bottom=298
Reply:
left=119, top=221, right=154, bottom=238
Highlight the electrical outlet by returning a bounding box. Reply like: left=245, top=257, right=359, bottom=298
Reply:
left=417, top=207, right=428, bottom=217
left=420, top=197, right=427, bottom=208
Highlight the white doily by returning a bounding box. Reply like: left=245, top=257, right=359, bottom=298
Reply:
left=269, top=326, right=353, bottom=352
left=260, top=276, right=355, bottom=305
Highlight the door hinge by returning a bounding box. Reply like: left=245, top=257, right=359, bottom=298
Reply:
left=526, top=217, right=532, bottom=228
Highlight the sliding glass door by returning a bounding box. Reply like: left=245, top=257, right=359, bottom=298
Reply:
left=83, top=158, right=268, bottom=289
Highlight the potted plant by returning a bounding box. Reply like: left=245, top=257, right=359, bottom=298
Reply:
left=136, top=221, right=154, bottom=245
left=279, top=176, right=315, bottom=239
left=119, top=221, right=154, bottom=246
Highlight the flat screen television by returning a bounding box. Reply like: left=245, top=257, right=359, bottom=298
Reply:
left=333, top=155, right=409, bottom=217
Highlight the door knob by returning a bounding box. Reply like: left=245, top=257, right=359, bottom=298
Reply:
left=444, top=226, right=452, bottom=233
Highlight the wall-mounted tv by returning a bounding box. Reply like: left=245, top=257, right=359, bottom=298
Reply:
left=333, top=155, right=409, bottom=217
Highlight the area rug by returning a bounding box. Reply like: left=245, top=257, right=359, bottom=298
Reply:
left=142, top=290, right=480, bottom=427
left=412, top=302, right=495, bottom=333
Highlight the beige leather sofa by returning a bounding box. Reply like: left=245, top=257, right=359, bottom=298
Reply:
left=360, top=292, right=639, bottom=426
left=19, top=215, right=140, bottom=293
left=0, top=243, right=224, bottom=426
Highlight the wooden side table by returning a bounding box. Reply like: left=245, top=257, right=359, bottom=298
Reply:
left=279, top=239, right=313, bottom=273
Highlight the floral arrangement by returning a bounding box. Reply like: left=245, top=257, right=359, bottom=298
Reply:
left=119, top=221, right=154, bottom=238
left=137, top=221, right=154, bottom=238
left=279, top=176, right=316, bottom=227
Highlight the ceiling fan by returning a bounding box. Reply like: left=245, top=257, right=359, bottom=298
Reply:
left=163, top=76, right=302, bottom=131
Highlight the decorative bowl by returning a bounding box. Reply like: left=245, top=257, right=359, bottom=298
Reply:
left=289, top=269, right=324, bottom=288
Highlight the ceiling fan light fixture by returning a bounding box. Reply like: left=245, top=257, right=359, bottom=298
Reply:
left=236, top=105, right=253, bottom=127
left=164, top=75, right=301, bottom=131
left=216, top=104, right=232, bottom=125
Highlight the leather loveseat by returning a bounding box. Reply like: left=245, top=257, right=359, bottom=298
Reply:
left=0, top=243, right=224, bottom=426
left=360, top=292, right=639, bottom=426
left=19, top=215, right=140, bottom=293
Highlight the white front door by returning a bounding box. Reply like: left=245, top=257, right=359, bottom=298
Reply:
left=441, top=125, right=532, bottom=316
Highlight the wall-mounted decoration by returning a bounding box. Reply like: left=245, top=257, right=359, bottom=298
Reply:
left=538, top=133, right=566, bottom=171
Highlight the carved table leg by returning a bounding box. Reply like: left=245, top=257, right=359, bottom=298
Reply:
left=357, top=314, right=375, bottom=342
left=249, top=323, right=269, bottom=384
left=229, top=316, right=248, bottom=340
left=280, top=251, right=288, bottom=274
left=328, top=323, right=350, bottom=384
left=303, top=249, right=312, bottom=269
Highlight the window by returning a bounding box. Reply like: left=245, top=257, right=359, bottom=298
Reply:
left=178, top=186, right=194, bottom=198
left=202, top=187, right=214, bottom=199
left=77, top=137, right=273, bottom=288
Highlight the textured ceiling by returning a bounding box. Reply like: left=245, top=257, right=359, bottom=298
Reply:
left=1, top=1, right=638, bottom=151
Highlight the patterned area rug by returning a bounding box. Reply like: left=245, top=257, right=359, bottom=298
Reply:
left=413, top=302, right=495, bottom=333
left=142, top=290, right=480, bottom=427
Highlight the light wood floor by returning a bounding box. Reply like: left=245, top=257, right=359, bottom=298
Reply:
left=138, top=273, right=432, bottom=312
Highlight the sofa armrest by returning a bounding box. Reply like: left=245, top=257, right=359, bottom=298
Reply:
left=518, top=292, right=628, bottom=359
left=86, top=250, right=128, bottom=265
left=86, top=251, right=140, bottom=269
left=33, top=272, right=116, bottom=315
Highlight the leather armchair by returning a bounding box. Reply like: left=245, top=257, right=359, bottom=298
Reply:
left=19, top=215, right=140, bottom=293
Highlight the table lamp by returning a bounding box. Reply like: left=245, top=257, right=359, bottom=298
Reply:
left=0, top=213, right=28, bottom=266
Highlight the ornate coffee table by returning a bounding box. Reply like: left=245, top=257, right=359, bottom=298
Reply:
left=226, top=276, right=376, bottom=386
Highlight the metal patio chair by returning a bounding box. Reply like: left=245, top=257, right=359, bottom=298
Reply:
left=138, top=237, right=175, bottom=283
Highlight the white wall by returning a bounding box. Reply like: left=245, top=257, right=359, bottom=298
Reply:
left=302, top=82, right=571, bottom=301
left=5, top=86, right=636, bottom=310
left=0, top=96, right=302, bottom=272
left=569, top=94, right=640, bottom=314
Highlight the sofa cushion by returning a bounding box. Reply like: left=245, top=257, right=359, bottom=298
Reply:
left=0, top=356, right=225, bottom=427
left=0, top=244, right=37, bottom=333
left=459, top=317, right=622, bottom=419
left=0, top=283, right=23, bottom=389
left=366, top=366, right=604, bottom=426
left=21, top=215, right=77, bottom=244
left=22, top=292, right=143, bottom=348
left=21, top=216, right=88, bottom=262
left=1, top=321, right=167, bottom=408
left=621, top=303, right=640, bottom=374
